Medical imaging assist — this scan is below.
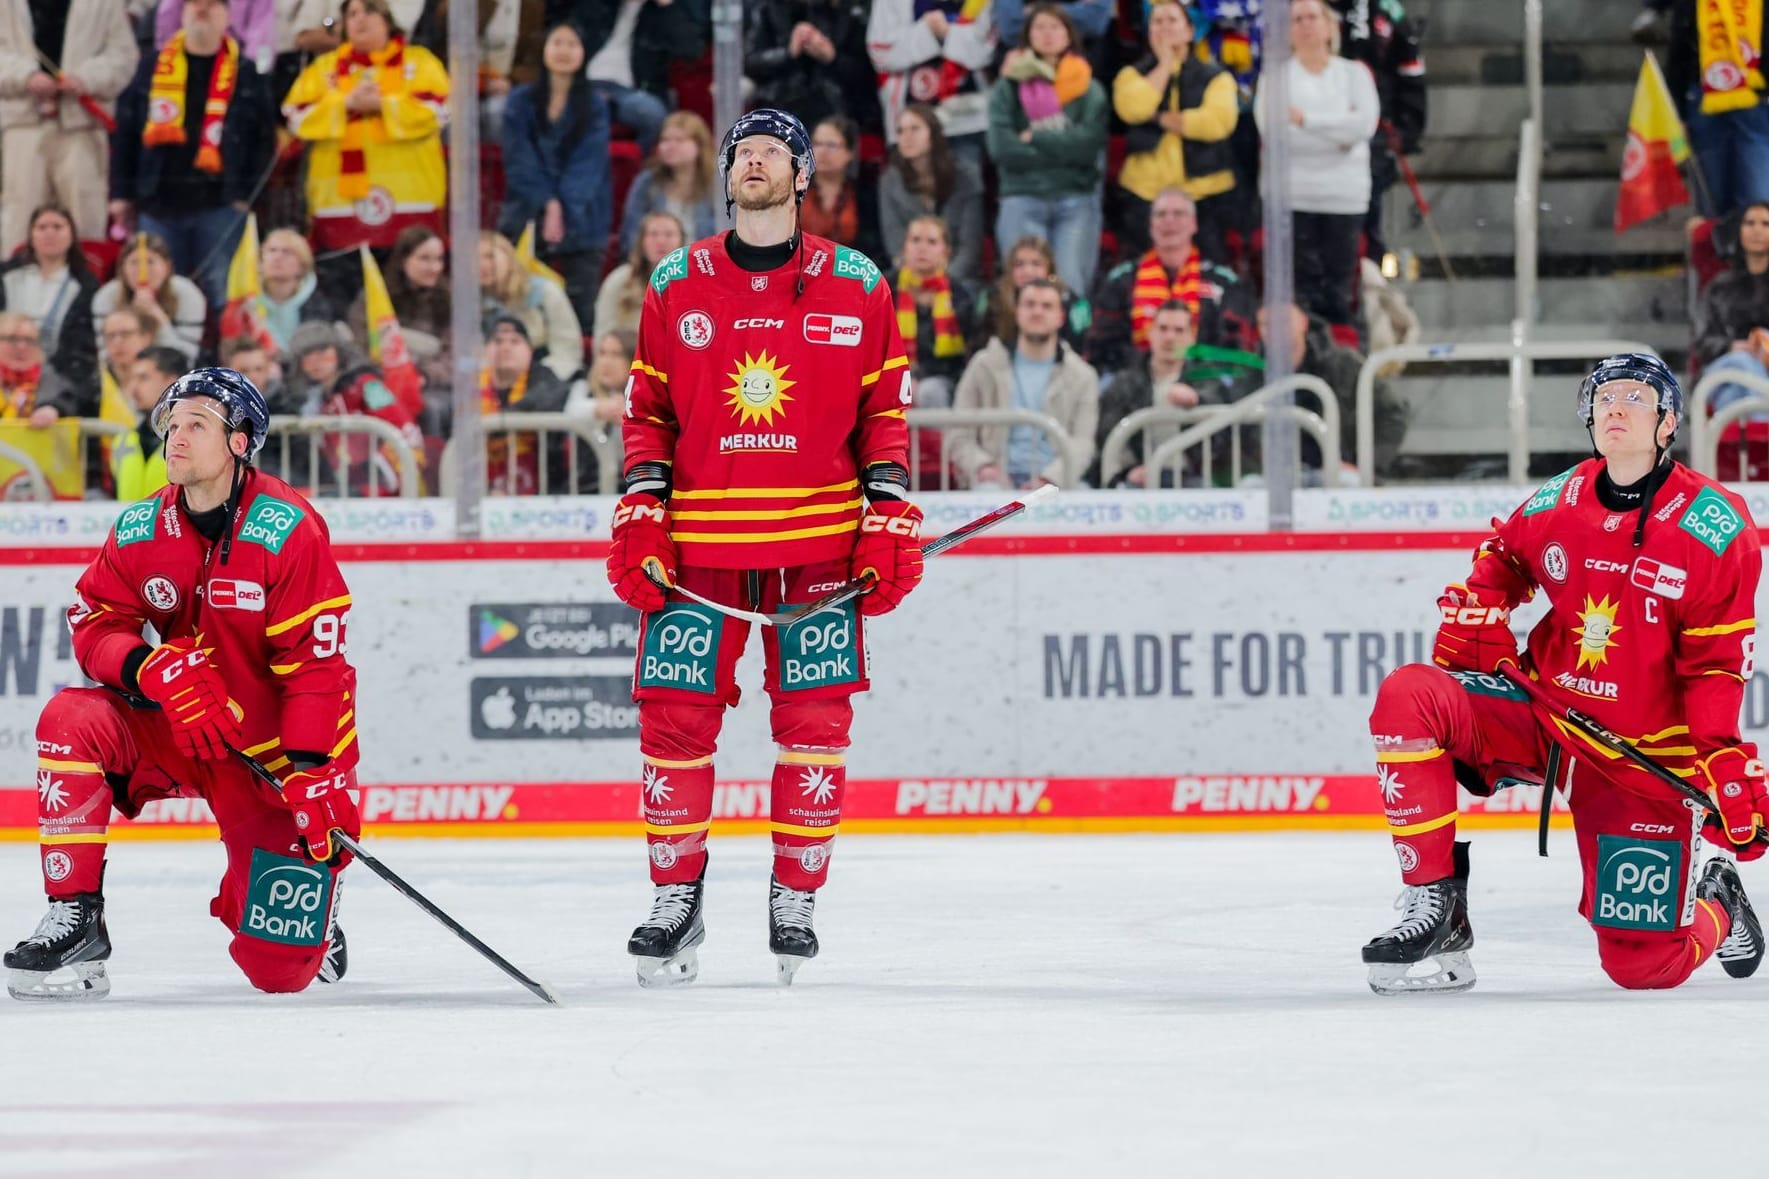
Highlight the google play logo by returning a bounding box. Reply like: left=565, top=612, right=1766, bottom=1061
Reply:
left=478, top=610, right=520, bottom=653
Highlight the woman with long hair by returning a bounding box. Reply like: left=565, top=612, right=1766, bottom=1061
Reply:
left=879, top=103, right=984, bottom=283
left=800, top=114, right=882, bottom=261
left=0, top=204, right=100, bottom=389
left=972, top=235, right=1087, bottom=353
left=618, top=110, right=720, bottom=254
left=90, top=232, right=206, bottom=362
left=479, top=231, right=585, bottom=381
left=594, top=211, right=687, bottom=340
left=1695, top=201, right=1769, bottom=421
left=348, top=224, right=452, bottom=395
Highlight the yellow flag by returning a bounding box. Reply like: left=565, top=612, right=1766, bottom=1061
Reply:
left=227, top=213, right=262, bottom=301
left=1617, top=53, right=1691, bottom=232
left=515, top=222, right=566, bottom=290
left=219, top=213, right=275, bottom=350
left=360, top=245, right=423, bottom=410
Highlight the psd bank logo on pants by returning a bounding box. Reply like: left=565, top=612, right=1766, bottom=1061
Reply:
left=242, top=848, right=333, bottom=945
left=1593, top=835, right=1680, bottom=931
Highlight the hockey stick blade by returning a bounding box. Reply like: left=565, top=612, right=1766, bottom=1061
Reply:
left=1497, top=665, right=1769, bottom=848
left=231, top=749, right=561, bottom=1004
left=644, top=483, right=1058, bottom=626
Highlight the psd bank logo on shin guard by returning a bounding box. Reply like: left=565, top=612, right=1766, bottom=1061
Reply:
left=779, top=602, right=860, bottom=689
left=1593, top=836, right=1680, bottom=932
left=242, top=849, right=334, bottom=946
left=637, top=603, right=721, bottom=694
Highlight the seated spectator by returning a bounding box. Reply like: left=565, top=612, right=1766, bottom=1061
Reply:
left=986, top=3, right=1109, bottom=297
left=219, top=334, right=286, bottom=413
left=283, top=0, right=450, bottom=261
left=110, top=345, right=187, bottom=500
left=867, top=0, right=997, bottom=156
left=949, top=277, right=1099, bottom=488
left=570, top=0, right=709, bottom=154
left=1256, top=300, right=1408, bottom=478
left=879, top=103, right=986, bottom=284
left=801, top=115, right=883, bottom=263
left=1087, top=188, right=1255, bottom=376
left=91, top=232, right=207, bottom=363
left=1694, top=201, right=1769, bottom=418
left=481, top=314, right=576, bottom=495
left=347, top=225, right=451, bottom=396
left=743, top=0, right=879, bottom=136
left=479, top=232, right=584, bottom=382
left=1254, top=0, right=1379, bottom=327
left=285, top=318, right=423, bottom=493
left=497, top=18, right=611, bottom=331
left=0, top=313, right=59, bottom=425
left=972, top=234, right=1088, bottom=352
left=564, top=327, right=633, bottom=490
left=1092, top=298, right=1243, bottom=486
left=895, top=214, right=976, bottom=409
left=0, top=205, right=100, bottom=391
left=256, top=228, right=343, bottom=359
left=111, top=0, right=277, bottom=308
left=99, top=307, right=159, bottom=401
left=1111, top=0, right=1239, bottom=261
left=594, top=211, right=686, bottom=340
left=0, top=1, right=138, bottom=257
left=619, top=110, right=720, bottom=254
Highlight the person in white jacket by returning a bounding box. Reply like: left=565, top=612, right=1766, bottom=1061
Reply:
left=1254, top=0, right=1378, bottom=328
left=867, top=0, right=998, bottom=154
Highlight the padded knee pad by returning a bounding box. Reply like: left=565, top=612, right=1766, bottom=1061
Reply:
left=770, top=697, right=854, bottom=750
left=638, top=700, right=724, bottom=762
left=1596, top=932, right=1698, bottom=991
left=229, top=936, right=324, bottom=994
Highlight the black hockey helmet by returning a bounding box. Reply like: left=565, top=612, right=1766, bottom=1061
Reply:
left=718, top=108, right=815, bottom=199
left=150, top=366, right=272, bottom=463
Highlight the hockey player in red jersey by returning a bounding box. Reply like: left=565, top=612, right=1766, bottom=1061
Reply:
left=5, top=368, right=362, bottom=1001
left=1363, top=353, right=1766, bottom=994
left=606, top=108, right=923, bottom=987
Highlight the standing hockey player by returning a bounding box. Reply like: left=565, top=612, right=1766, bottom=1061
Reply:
left=1362, top=353, right=1766, bottom=994
left=5, top=368, right=362, bottom=1000
left=607, top=107, right=924, bottom=986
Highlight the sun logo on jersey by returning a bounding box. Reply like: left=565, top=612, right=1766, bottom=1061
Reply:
left=1573, top=594, right=1622, bottom=669
left=724, top=351, right=795, bottom=426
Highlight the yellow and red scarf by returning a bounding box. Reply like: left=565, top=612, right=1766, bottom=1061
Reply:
left=143, top=32, right=239, bottom=173
left=896, top=268, right=965, bottom=363
left=1698, top=0, right=1765, bottom=114
left=0, top=364, right=43, bottom=418
left=481, top=365, right=537, bottom=490
left=1130, top=247, right=1203, bottom=350
left=335, top=39, right=411, bottom=200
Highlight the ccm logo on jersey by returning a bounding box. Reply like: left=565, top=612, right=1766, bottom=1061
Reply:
left=1584, top=559, right=1629, bottom=573
left=1629, top=557, right=1687, bottom=599
left=208, top=578, right=266, bottom=612
left=803, top=313, right=863, bottom=347
left=734, top=317, right=784, bottom=329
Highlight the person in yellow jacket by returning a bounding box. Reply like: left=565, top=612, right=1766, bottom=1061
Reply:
left=282, top=0, right=450, bottom=256
left=109, top=347, right=185, bottom=501
left=1111, top=1, right=1239, bottom=262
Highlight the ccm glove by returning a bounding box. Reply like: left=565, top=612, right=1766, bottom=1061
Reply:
left=136, top=637, right=242, bottom=761
left=607, top=493, right=678, bottom=613
left=282, top=762, right=361, bottom=864
left=1432, top=586, right=1517, bottom=675
left=1697, top=746, right=1769, bottom=861
left=851, top=500, right=924, bottom=617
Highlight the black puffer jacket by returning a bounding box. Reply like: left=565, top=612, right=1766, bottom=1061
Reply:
left=1694, top=265, right=1769, bottom=370
left=743, top=0, right=881, bottom=134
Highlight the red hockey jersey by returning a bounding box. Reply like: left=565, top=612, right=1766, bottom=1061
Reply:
left=69, top=470, right=359, bottom=775
left=623, top=232, right=912, bottom=569
left=1463, top=459, right=1761, bottom=787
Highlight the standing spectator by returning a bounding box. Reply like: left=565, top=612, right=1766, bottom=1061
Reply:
left=561, top=0, right=709, bottom=154
left=257, top=228, right=343, bottom=358
left=283, top=0, right=450, bottom=261
left=497, top=17, right=610, bottom=331
left=800, top=115, right=883, bottom=263
left=1111, top=0, right=1239, bottom=260
left=985, top=3, right=1109, bottom=297
left=989, top=0, right=1111, bottom=69
left=1254, top=0, right=1379, bottom=327
left=1256, top=299, right=1407, bottom=478
left=347, top=224, right=451, bottom=401
left=971, top=233, right=1088, bottom=352
left=1087, top=188, right=1255, bottom=376
left=1694, top=201, right=1769, bottom=417
left=617, top=110, right=719, bottom=255
left=479, top=231, right=584, bottom=381
left=743, top=0, right=879, bottom=136
left=948, top=276, right=1098, bottom=488
left=867, top=0, right=997, bottom=155
left=480, top=313, right=574, bottom=495
left=1668, top=0, right=1769, bottom=216
left=894, top=213, right=976, bottom=409
left=594, top=210, right=683, bottom=340
left=90, top=232, right=208, bottom=363
left=1328, top=0, right=1427, bottom=261
left=0, top=0, right=139, bottom=257
left=111, top=0, right=278, bottom=309
left=0, top=205, right=100, bottom=393
left=156, top=0, right=277, bottom=73
left=109, top=344, right=186, bottom=500
left=879, top=103, right=985, bottom=283
left=1092, top=298, right=1245, bottom=486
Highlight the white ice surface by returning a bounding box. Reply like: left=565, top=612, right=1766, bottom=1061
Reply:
left=2, top=830, right=1767, bottom=1179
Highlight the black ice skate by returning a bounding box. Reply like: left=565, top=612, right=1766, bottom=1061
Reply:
left=769, top=875, right=818, bottom=986
left=628, top=870, right=705, bottom=988
left=5, top=893, right=112, bottom=1002
left=1362, top=842, right=1475, bottom=996
left=1698, top=856, right=1764, bottom=980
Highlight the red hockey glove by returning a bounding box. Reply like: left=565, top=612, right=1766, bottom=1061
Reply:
left=1696, top=746, right=1769, bottom=861
left=852, top=500, right=924, bottom=617
left=1432, top=586, right=1517, bottom=675
left=136, top=637, right=242, bottom=761
left=607, top=493, right=677, bottom=613
left=282, top=762, right=361, bottom=865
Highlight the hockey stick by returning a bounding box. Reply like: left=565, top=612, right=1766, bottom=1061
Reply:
left=231, top=748, right=561, bottom=1004
left=1497, top=664, right=1769, bottom=848
left=647, top=483, right=1059, bottom=627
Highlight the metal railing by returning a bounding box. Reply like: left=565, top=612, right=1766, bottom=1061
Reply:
left=261, top=415, right=424, bottom=498
left=439, top=412, right=621, bottom=496
left=0, top=438, right=52, bottom=502
left=1355, top=338, right=1658, bottom=485
left=1689, top=368, right=1769, bottom=476
left=1098, top=375, right=1341, bottom=488
left=906, top=407, right=1079, bottom=490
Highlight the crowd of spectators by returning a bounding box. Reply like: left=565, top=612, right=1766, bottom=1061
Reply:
left=0, top=0, right=1441, bottom=501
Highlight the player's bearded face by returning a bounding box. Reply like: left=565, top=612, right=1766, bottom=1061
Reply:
left=730, top=139, right=797, bottom=211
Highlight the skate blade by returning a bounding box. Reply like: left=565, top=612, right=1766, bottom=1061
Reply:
left=775, top=954, right=811, bottom=986
left=7, top=961, right=110, bottom=1002
left=1366, top=951, right=1476, bottom=996
left=635, top=948, right=700, bottom=989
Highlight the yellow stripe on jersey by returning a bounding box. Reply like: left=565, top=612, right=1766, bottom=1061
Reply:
left=330, top=729, right=358, bottom=759
left=1685, top=618, right=1757, bottom=637
left=671, top=479, right=858, bottom=501
left=671, top=521, right=860, bottom=546
left=270, top=662, right=303, bottom=676
left=672, top=498, right=864, bottom=523
left=242, top=737, right=280, bottom=756
left=869, top=409, right=908, bottom=420
left=860, top=355, right=909, bottom=386
left=631, top=360, right=669, bottom=384
left=265, top=594, right=352, bottom=638
left=37, top=759, right=101, bottom=774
